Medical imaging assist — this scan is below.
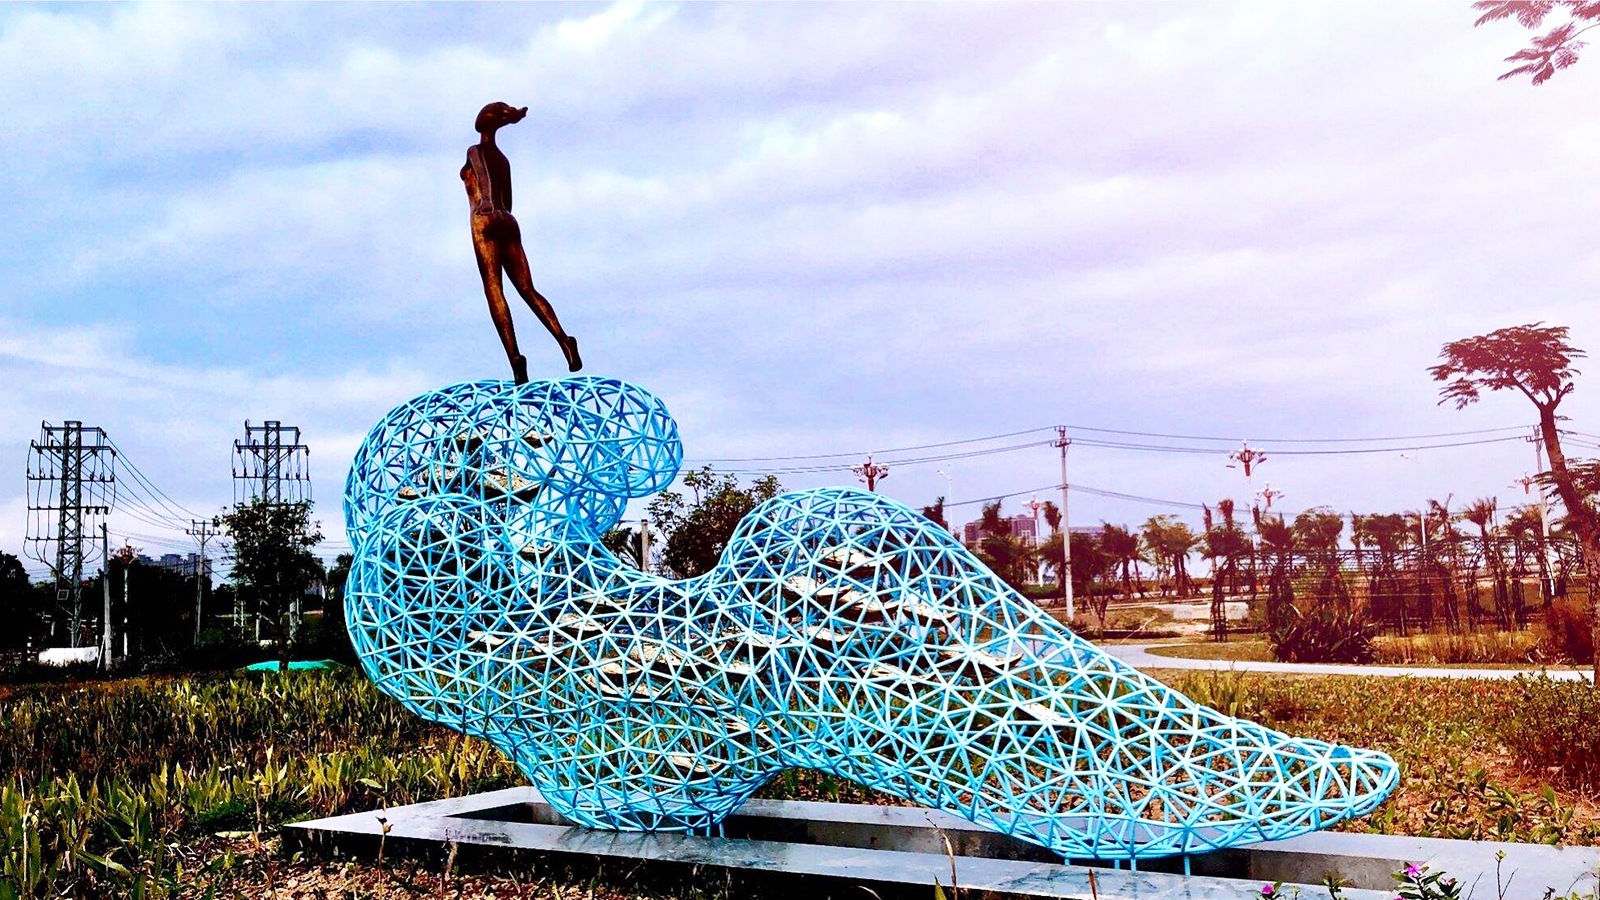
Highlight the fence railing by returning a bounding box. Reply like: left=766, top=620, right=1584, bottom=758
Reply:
left=1095, top=535, right=1589, bottom=636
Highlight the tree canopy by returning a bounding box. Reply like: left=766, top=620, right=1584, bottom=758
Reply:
left=646, top=466, right=781, bottom=579
left=0, top=551, right=39, bottom=652
left=1473, top=1, right=1600, bottom=85
left=218, top=499, right=325, bottom=666
left=1431, top=322, right=1583, bottom=412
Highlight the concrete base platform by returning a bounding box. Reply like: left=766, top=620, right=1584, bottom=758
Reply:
left=287, top=788, right=1599, bottom=900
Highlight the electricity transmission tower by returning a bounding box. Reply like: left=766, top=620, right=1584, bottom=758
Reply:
left=25, top=421, right=116, bottom=648
left=232, top=421, right=311, bottom=508
left=229, top=421, right=311, bottom=636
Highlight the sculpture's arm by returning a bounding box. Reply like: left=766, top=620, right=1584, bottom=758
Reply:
left=466, top=146, right=497, bottom=216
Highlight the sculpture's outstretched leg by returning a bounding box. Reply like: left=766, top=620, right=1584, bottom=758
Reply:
left=471, top=238, right=529, bottom=384
left=502, top=239, right=581, bottom=372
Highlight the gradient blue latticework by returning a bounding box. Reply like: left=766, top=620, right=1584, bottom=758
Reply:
left=344, top=377, right=1398, bottom=861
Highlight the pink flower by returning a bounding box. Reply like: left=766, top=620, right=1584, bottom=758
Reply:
left=1404, top=864, right=1422, bottom=879
left=1260, top=886, right=1276, bottom=897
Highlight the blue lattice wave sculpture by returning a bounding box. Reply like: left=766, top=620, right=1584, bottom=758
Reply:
left=344, top=377, right=1398, bottom=861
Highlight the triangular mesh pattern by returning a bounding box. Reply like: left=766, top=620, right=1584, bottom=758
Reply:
left=344, top=377, right=1397, bottom=861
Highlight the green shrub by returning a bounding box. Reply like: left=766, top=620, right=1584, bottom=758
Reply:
left=192, top=799, right=252, bottom=833
left=1268, top=604, right=1375, bottom=663
left=1503, top=676, right=1600, bottom=792
left=1538, top=598, right=1595, bottom=665
left=1373, top=628, right=1543, bottom=666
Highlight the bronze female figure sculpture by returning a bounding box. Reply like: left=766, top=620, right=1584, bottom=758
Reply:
left=464, top=102, right=582, bottom=381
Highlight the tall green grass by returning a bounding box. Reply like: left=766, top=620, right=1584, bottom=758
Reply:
left=1, top=672, right=518, bottom=898
left=4, top=669, right=1599, bottom=897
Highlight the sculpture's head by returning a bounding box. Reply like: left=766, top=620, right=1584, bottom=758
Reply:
left=475, top=101, right=529, bottom=134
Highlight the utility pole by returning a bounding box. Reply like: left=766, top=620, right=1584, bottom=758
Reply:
left=1527, top=428, right=1555, bottom=599
left=26, top=422, right=116, bottom=648
left=1396, top=451, right=1433, bottom=554
left=101, top=524, right=112, bottom=669
left=852, top=455, right=888, bottom=492
left=1055, top=427, right=1073, bottom=619
left=187, top=518, right=217, bottom=645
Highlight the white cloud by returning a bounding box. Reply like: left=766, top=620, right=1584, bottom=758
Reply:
left=1, top=0, right=1597, bottom=568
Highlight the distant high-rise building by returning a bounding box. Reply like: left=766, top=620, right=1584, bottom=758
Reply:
left=148, top=552, right=212, bottom=580
left=962, top=514, right=1039, bottom=548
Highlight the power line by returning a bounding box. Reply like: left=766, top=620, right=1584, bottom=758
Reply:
left=683, top=422, right=1536, bottom=466
left=704, top=432, right=1529, bottom=480
left=113, top=504, right=191, bottom=532
left=685, top=427, right=1055, bottom=464
left=107, top=438, right=200, bottom=522
left=116, top=531, right=196, bottom=551
left=713, top=440, right=1055, bottom=476
left=941, top=482, right=1205, bottom=512
left=112, top=479, right=193, bottom=526
left=942, top=484, right=1060, bottom=509
left=1068, top=484, right=1208, bottom=511
left=1054, top=423, right=1531, bottom=444
left=1068, top=434, right=1528, bottom=457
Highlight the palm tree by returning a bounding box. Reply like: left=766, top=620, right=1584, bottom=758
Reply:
left=1099, top=524, right=1140, bottom=605
left=1203, top=500, right=1251, bottom=641
left=1510, top=499, right=1548, bottom=611
left=1425, top=498, right=1463, bottom=631
left=1040, top=501, right=1063, bottom=601
left=1293, top=506, right=1349, bottom=612
left=1257, top=514, right=1297, bottom=634
left=1462, top=497, right=1501, bottom=627
left=1361, top=513, right=1412, bottom=634
left=976, top=500, right=1034, bottom=591
left=1349, top=511, right=1369, bottom=583
left=1505, top=505, right=1547, bottom=621
left=1165, top=521, right=1201, bottom=598
left=1142, top=515, right=1199, bottom=597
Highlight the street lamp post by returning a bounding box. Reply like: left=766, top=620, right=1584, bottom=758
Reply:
left=1055, top=427, right=1073, bottom=619
left=935, top=469, right=955, bottom=534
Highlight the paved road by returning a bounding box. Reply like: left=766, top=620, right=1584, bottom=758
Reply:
left=1102, top=642, right=1594, bottom=681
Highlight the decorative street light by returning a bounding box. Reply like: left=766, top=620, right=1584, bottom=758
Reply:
left=853, top=455, right=888, bottom=492
left=1227, top=441, right=1267, bottom=513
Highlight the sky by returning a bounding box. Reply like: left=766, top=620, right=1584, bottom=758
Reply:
left=2, top=2, right=1597, bottom=580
